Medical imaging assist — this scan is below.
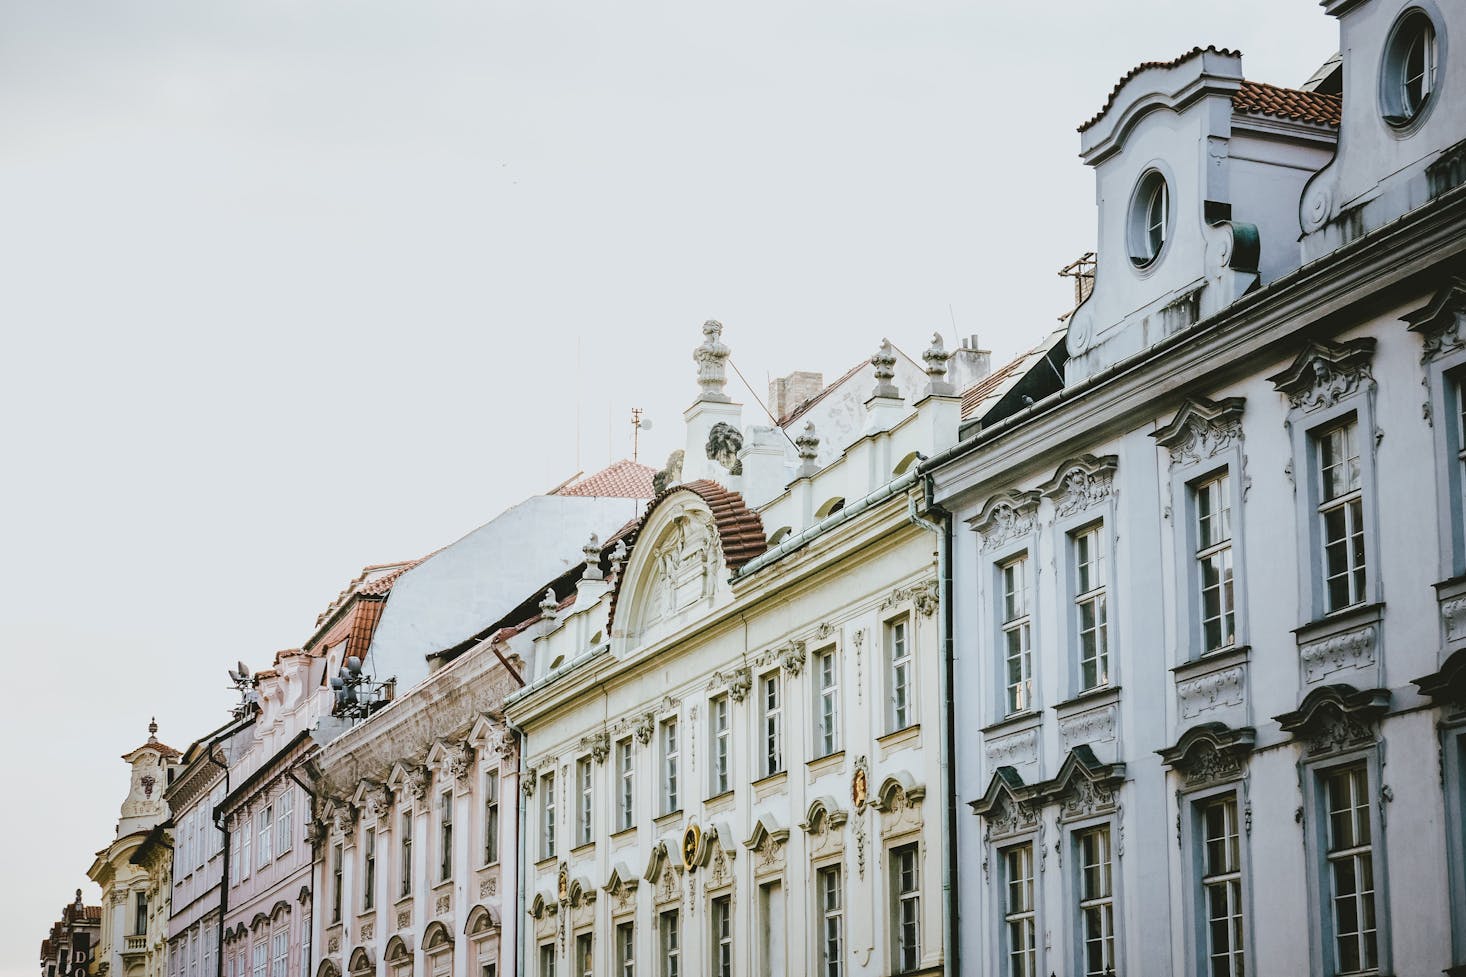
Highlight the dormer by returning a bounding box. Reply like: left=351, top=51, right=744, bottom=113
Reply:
left=1301, top=0, right=1464, bottom=261
left=1067, top=47, right=1339, bottom=383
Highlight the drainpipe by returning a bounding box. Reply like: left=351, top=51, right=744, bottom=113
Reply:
left=501, top=715, right=528, bottom=977
left=907, top=486, right=959, bottom=977
left=287, top=763, right=320, bottom=977
left=207, top=716, right=251, bottom=977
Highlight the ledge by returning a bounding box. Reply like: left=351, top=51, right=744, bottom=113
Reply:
left=806, top=750, right=846, bottom=779
left=534, top=855, right=558, bottom=871
left=877, top=725, right=922, bottom=756
left=571, top=841, right=595, bottom=858
left=1172, top=644, right=1250, bottom=681
left=1293, top=601, right=1384, bottom=645
left=652, top=810, right=683, bottom=831
left=703, top=790, right=735, bottom=816
left=752, top=771, right=788, bottom=801
left=1053, top=684, right=1121, bottom=718
left=610, top=826, right=638, bottom=844
left=981, top=710, right=1042, bottom=737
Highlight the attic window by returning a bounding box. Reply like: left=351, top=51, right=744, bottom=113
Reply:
left=1381, top=9, right=1439, bottom=127
left=1128, top=170, right=1170, bottom=268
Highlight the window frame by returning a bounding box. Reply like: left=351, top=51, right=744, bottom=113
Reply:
left=890, top=842, right=922, bottom=974
left=1071, top=823, right=1118, bottom=977
left=1179, top=784, right=1252, bottom=977
left=660, top=718, right=680, bottom=815
left=815, top=863, right=844, bottom=977
left=1127, top=166, right=1174, bottom=270
left=615, top=920, right=635, bottom=977
left=998, top=552, right=1035, bottom=717
left=576, top=756, right=594, bottom=848
left=438, top=788, right=454, bottom=883
left=540, top=772, right=557, bottom=860
left=616, top=739, right=635, bottom=832
left=399, top=809, right=414, bottom=898
left=658, top=908, right=680, bottom=977
left=276, top=789, right=294, bottom=857
left=363, top=826, right=377, bottom=912
left=708, top=694, right=731, bottom=797
left=257, top=807, right=274, bottom=868
left=813, top=645, right=842, bottom=758
left=1069, top=522, right=1111, bottom=695
left=1165, top=435, right=1249, bottom=664
left=483, top=769, right=500, bottom=867
left=1420, top=345, right=1466, bottom=580
left=332, top=842, right=344, bottom=923
left=759, top=671, right=783, bottom=778
left=1379, top=4, right=1448, bottom=130
left=1000, top=842, right=1038, bottom=977
left=1442, top=723, right=1466, bottom=968
left=710, top=893, right=732, bottom=977
left=885, top=616, right=915, bottom=733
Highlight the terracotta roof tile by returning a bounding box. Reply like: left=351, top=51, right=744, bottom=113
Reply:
left=554, top=459, right=658, bottom=499
left=1232, top=80, right=1340, bottom=126
left=960, top=352, right=1032, bottom=419
left=1079, top=46, right=1241, bottom=132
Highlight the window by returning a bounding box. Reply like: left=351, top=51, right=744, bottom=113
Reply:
left=300, top=917, right=310, bottom=977
left=134, top=892, right=147, bottom=936
left=575, top=933, right=592, bottom=977
left=1001, top=556, right=1033, bottom=714
left=577, top=757, right=593, bottom=847
left=1128, top=169, right=1169, bottom=267
left=1382, top=9, right=1439, bottom=124
left=1198, top=795, right=1245, bottom=977
left=276, top=790, right=294, bottom=856
left=815, top=648, right=841, bottom=756
left=1076, top=827, right=1115, bottom=977
left=257, top=807, right=273, bottom=867
left=817, top=865, right=844, bottom=977
left=892, top=844, right=921, bottom=973
left=230, top=826, right=242, bottom=883
left=616, top=921, right=634, bottom=977
left=1003, top=844, right=1036, bottom=977
left=887, top=618, right=914, bottom=731
left=1317, top=420, right=1366, bottom=612
left=541, top=773, right=557, bottom=859
left=761, top=672, right=783, bottom=776
left=400, top=811, right=413, bottom=897
left=1195, top=474, right=1236, bottom=652
left=270, top=932, right=287, bottom=977
left=1073, top=526, right=1109, bottom=690
left=252, top=942, right=267, bottom=977
left=617, top=739, right=635, bottom=832
left=483, top=771, right=500, bottom=866
left=659, top=910, right=680, bottom=977
left=439, top=790, right=454, bottom=882
left=1324, top=764, right=1377, bottom=974
left=331, top=843, right=344, bottom=923
left=363, top=827, right=377, bottom=911
left=710, top=895, right=732, bottom=977
left=203, top=928, right=215, bottom=977
left=538, top=943, right=555, bottom=977
left=661, top=719, right=680, bottom=814
left=240, top=816, right=252, bottom=880
left=709, top=695, right=731, bottom=795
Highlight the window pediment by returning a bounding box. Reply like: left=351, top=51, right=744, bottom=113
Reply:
left=347, top=948, right=373, bottom=977
left=967, top=490, right=1042, bottom=552
left=970, top=766, right=1043, bottom=839
left=1157, top=722, right=1255, bottom=788
left=1038, top=745, right=1125, bottom=821
left=1267, top=338, right=1377, bottom=412
left=463, top=905, right=499, bottom=936
left=1274, top=684, right=1389, bottom=756
left=1038, top=455, right=1119, bottom=519
left=1151, top=396, right=1246, bottom=468
left=1404, top=276, right=1466, bottom=362
left=383, top=937, right=412, bottom=965
left=1414, top=648, right=1466, bottom=707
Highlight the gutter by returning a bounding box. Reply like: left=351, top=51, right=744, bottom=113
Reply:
left=907, top=487, right=959, bottom=977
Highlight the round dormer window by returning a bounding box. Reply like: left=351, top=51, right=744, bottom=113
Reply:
left=1128, top=169, right=1170, bottom=268
left=1381, top=8, right=1440, bottom=127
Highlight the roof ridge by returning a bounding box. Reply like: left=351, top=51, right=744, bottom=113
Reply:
left=1079, top=45, right=1241, bottom=133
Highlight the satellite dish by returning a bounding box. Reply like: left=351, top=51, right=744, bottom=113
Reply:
left=346, top=656, right=362, bottom=676
left=639, top=417, right=653, bottom=431
left=227, top=668, right=240, bottom=683
left=236, top=661, right=250, bottom=680
left=330, top=676, right=344, bottom=690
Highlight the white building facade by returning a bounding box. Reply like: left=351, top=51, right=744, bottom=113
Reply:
left=930, top=4, right=1466, bottom=976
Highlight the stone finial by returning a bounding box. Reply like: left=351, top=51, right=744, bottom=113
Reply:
left=608, top=539, right=628, bottom=579
left=923, top=332, right=954, bottom=396
left=148, top=718, right=158, bottom=742
left=795, top=422, right=820, bottom=477
left=582, top=534, right=603, bottom=581
left=870, top=339, right=899, bottom=399
left=693, top=319, right=732, bottom=403
left=539, top=588, right=559, bottom=619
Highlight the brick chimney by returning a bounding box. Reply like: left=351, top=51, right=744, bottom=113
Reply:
left=768, top=371, right=824, bottom=422
left=948, top=335, right=992, bottom=390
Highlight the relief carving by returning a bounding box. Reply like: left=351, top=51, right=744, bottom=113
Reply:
left=1300, top=627, right=1377, bottom=682
left=969, top=490, right=1041, bottom=552
left=983, top=728, right=1040, bottom=767
left=1177, top=666, right=1246, bottom=719
left=1058, top=704, right=1117, bottom=750
left=1267, top=338, right=1377, bottom=412
left=1151, top=397, right=1246, bottom=469
left=1039, top=455, right=1119, bottom=519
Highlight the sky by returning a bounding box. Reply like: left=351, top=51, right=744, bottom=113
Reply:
left=0, top=1, right=1337, bottom=971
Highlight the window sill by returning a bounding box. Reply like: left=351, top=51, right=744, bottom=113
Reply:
left=394, top=893, right=413, bottom=909
left=653, top=810, right=683, bottom=831
left=752, top=771, right=788, bottom=800
left=1171, top=644, right=1251, bottom=682
left=610, top=825, right=638, bottom=842
left=477, top=860, right=500, bottom=873
left=1293, top=601, right=1384, bottom=644
left=1053, top=684, right=1121, bottom=716
left=877, top=725, right=921, bottom=755
left=703, top=789, right=735, bottom=814
left=534, top=855, right=558, bottom=871
left=806, top=751, right=846, bottom=779
left=980, top=710, right=1042, bottom=737
left=571, top=841, right=595, bottom=858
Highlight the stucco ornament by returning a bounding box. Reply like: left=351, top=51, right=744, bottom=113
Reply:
left=581, top=534, right=603, bottom=581
left=442, top=741, right=475, bottom=784
left=970, top=490, right=1041, bottom=552
left=1275, top=685, right=1389, bottom=757
left=632, top=714, right=655, bottom=745
left=331, top=803, right=357, bottom=835
left=1151, top=396, right=1246, bottom=469
left=705, top=422, right=743, bottom=476
left=580, top=730, right=611, bottom=765
left=779, top=639, right=807, bottom=675
left=692, top=319, right=732, bottom=403
left=1267, top=338, right=1377, bottom=412
left=923, top=332, right=954, bottom=396
left=1403, top=277, right=1466, bottom=364
left=870, top=339, right=899, bottom=399
left=645, top=510, right=720, bottom=625
left=652, top=450, right=684, bottom=496
left=851, top=756, right=871, bottom=813
left=1040, top=454, right=1119, bottom=519
left=795, top=422, right=820, bottom=477
left=404, top=766, right=430, bottom=801
left=361, top=783, right=392, bottom=820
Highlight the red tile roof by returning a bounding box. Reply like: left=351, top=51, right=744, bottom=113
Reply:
left=1232, top=80, right=1341, bottom=126
left=960, top=352, right=1033, bottom=419
left=1079, top=46, right=1241, bottom=132
left=554, top=459, right=658, bottom=499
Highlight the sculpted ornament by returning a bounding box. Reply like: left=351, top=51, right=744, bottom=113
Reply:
left=632, top=714, right=655, bottom=745
left=1267, top=339, right=1377, bottom=412
left=970, top=490, right=1041, bottom=552
left=1151, top=397, right=1246, bottom=469
left=579, top=730, right=611, bottom=765
left=404, top=766, right=430, bottom=801
left=693, top=319, right=732, bottom=403
left=780, top=640, right=807, bottom=676
left=1039, top=455, right=1118, bottom=519
left=1403, top=279, right=1466, bottom=364
left=443, top=741, right=475, bottom=784
left=1300, top=627, right=1377, bottom=682
left=705, top=422, right=744, bottom=476
left=361, top=783, right=392, bottom=820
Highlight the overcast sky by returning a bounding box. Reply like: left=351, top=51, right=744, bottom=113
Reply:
left=0, top=1, right=1337, bottom=971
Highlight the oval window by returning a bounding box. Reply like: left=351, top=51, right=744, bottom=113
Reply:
left=1128, top=170, right=1169, bottom=268
left=1381, top=10, right=1439, bottom=126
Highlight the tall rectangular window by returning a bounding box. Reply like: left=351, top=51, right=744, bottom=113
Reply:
left=362, top=827, right=377, bottom=912
left=276, top=790, right=294, bottom=856
left=251, top=942, right=267, bottom=977
left=257, top=807, right=273, bottom=867
left=617, top=740, right=635, bottom=832
left=815, top=648, right=840, bottom=757
left=887, top=618, right=913, bottom=731
left=541, top=772, right=557, bottom=859
left=1195, top=474, right=1235, bottom=652
left=615, top=921, right=634, bottom=977
left=1001, top=555, right=1033, bottom=714
left=331, top=844, right=343, bottom=923
left=300, top=917, right=310, bottom=977
left=661, top=720, right=680, bottom=814
left=134, top=892, right=147, bottom=936
left=659, top=909, right=680, bottom=977
left=230, top=826, right=242, bottom=883
left=483, top=770, right=500, bottom=866
left=710, top=895, right=732, bottom=977
left=1077, top=827, right=1115, bottom=977
left=270, top=932, right=287, bottom=977
left=892, top=844, right=921, bottom=972
left=439, top=790, right=454, bottom=882
left=575, top=933, right=592, bottom=977
left=1073, top=526, right=1109, bottom=690
left=709, top=695, right=731, bottom=795
left=577, top=757, right=594, bottom=846
left=1003, top=844, right=1036, bottom=977
left=399, top=811, right=413, bottom=897
left=538, top=943, right=555, bottom=977
left=817, top=865, right=844, bottom=977
left=1318, top=420, right=1366, bottom=612
left=1324, top=764, right=1377, bottom=973
left=240, top=818, right=252, bottom=880
left=761, top=672, right=783, bottom=777
left=203, top=928, right=215, bottom=977
left=1199, top=795, right=1244, bottom=977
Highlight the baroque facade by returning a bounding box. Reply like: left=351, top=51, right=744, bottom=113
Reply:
left=929, top=2, right=1466, bottom=976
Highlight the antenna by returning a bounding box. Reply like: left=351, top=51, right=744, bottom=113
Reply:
left=631, top=408, right=653, bottom=463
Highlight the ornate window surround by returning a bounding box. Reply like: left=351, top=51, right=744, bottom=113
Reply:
left=969, top=489, right=1045, bottom=725
left=1414, top=652, right=1466, bottom=970
left=971, top=767, right=1048, bottom=977
left=1405, top=278, right=1466, bottom=580
left=1273, top=684, right=1394, bottom=977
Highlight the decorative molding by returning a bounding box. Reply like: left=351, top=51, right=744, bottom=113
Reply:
left=742, top=816, right=790, bottom=877
left=1414, top=648, right=1466, bottom=708
left=780, top=640, right=807, bottom=676
left=983, top=728, right=1040, bottom=767
left=881, top=579, right=940, bottom=617
left=1038, top=454, right=1119, bottom=519
left=357, top=782, right=391, bottom=821
left=692, top=319, right=732, bottom=403
left=578, top=730, right=611, bottom=765
left=1403, top=277, right=1466, bottom=363
left=968, top=490, right=1042, bottom=552
left=970, top=767, right=1042, bottom=841
left=1157, top=723, right=1256, bottom=789
left=1177, top=665, right=1246, bottom=719
left=1058, top=704, right=1117, bottom=751
left=851, top=756, right=871, bottom=814
left=1300, top=626, right=1377, bottom=683
left=632, top=714, right=655, bottom=745
left=706, top=666, right=752, bottom=702
left=1036, top=745, right=1125, bottom=822
left=1443, top=596, right=1466, bottom=645
left=395, top=909, right=411, bottom=930
left=403, top=766, right=430, bottom=802
left=1274, top=684, right=1390, bottom=756
left=1267, top=338, right=1377, bottom=412
left=1151, top=396, right=1246, bottom=468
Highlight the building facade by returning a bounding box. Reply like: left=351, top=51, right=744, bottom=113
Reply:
left=930, top=3, right=1466, bottom=976
left=41, top=893, right=103, bottom=977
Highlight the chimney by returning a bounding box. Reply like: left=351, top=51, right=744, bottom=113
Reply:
left=768, top=371, right=824, bottom=423
left=949, top=335, right=992, bottom=390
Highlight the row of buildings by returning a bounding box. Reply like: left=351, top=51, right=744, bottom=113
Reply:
left=49, top=1, right=1466, bottom=974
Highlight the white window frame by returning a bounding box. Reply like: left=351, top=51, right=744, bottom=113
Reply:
left=658, top=909, right=680, bottom=977
left=400, top=810, right=413, bottom=897
left=1001, top=842, right=1037, bottom=977
left=615, top=920, right=635, bottom=977
left=483, top=769, right=500, bottom=867
left=1070, top=524, right=1110, bottom=693
left=999, top=554, right=1034, bottom=716
left=270, top=931, right=288, bottom=977
left=541, top=772, right=557, bottom=859
left=276, top=790, right=294, bottom=857
left=890, top=842, right=921, bottom=974
left=710, top=894, right=732, bottom=977
left=251, top=941, right=268, bottom=977
left=814, top=646, right=841, bottom=757
left=1442, top=723, right=1466, bottom=967
left=300, top=917, right=310, bottom=977
left=256, top=807, right=273, bottom=868
left=576, top=756, right=594, bottom=847
left=438, top=789, right=454, bottom=883
left=1196, top=792, right=1245, bottom=977
left=816, top=863, right=844, bottom=977
left=616, top=739, right=635, bottom=832
left=886, top=617, right=914, bottom=732
left=760, top=671, right=783, bottom=777
left=709, top=695, right=731, bottom=796
left=1315, top=418, right=1368, bottom=613
left=660, top=719, right=680, bottom=815
left=331, top=842, right=344, bottom=923
left=575, top=932, right=593, bottom=977
left=538, top=943, right=555, bottom=977
left=1072, top=824, right=1116, bottom=977
left=362, top=826, right=376, bottom=912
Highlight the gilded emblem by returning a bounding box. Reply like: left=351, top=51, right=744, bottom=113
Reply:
left=681, top=822, right=702, bottom=870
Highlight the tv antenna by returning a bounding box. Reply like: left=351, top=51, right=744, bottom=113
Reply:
left=631, top=408, right=652, bottom=462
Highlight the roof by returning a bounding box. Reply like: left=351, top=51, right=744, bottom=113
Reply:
left=313, top=559, right=421, bottom=630
left=776, top=359, right=866, bottom=427
left=1080, top=46, right=1239, bottom=132
left=960, top=329, right=1068, bottom=425
left=960, top=353, right=1033, bottom=419
left=554, top=459, right=658, bottom=499
left=1232, top=80, right=1341, bottom=126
